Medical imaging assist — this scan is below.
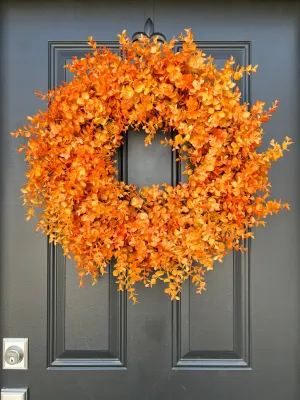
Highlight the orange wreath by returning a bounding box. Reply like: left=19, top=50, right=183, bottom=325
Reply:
left=12, top=30, right=291, bottom=302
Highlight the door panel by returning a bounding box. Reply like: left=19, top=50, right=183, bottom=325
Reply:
left=1, top=1, right=300, bottom=399
left=65, top=261, right=110, bottom=352
left=173, top=42, right=250, bottom=370
left=48, top=246, right=126, bottom=369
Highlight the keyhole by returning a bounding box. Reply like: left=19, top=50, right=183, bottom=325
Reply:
left=9, top=356, right=15, bottom=364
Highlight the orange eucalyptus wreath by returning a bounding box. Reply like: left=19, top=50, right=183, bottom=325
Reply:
left=12, top=30, right=291, bottom=302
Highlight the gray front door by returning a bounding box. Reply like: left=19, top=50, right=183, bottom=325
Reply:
left=1, top=1, right=300, bottom=399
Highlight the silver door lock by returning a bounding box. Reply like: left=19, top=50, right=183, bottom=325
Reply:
left=3, top=339, right=28, bottom=370
left=4, top=346, right=24, bottom=365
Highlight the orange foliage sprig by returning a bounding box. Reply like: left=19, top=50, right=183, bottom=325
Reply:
left=11, top=29, right=292, bottom=302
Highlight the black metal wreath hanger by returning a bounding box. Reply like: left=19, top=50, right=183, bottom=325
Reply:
left=132, top=18, right=166, bottom=43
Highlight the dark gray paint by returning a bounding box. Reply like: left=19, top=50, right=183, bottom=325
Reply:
left=189, top=252, right=234, bottom=352
left=65, top=259, right=109, bottom=351
left=1, top=1, right=300, bottom=399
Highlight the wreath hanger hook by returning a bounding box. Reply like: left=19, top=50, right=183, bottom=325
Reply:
left=132, top=18, right=166, bottom=43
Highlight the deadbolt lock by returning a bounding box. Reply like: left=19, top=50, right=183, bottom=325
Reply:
left=3, top=338, right=28, bottom=370
left=4, top=345, right=24, bottom=365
